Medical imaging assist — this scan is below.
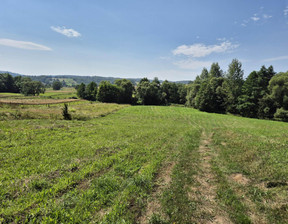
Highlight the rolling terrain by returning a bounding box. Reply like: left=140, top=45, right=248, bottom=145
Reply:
left=0, top=92, right=287, bottom=223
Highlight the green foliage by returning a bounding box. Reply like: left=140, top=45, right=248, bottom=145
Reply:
left=76, top=83, right=86, bottom=99
left=267, top=72, right=288, bottom=111
left=85, top=81, right=97, bottom=101
left=225, top=59, right=244, bottom=113
left=0, top=73, right=17, bottom=93
left=177, top=83, right=187, bottom=104
left=186, top=82, right=201, bottom=107
left=52, top=79, right=63, bottom=90
left=238, top=66, right=275, bottom=118
left=199, top=67, right=209, bottom=80
left=114, top=79, right=134, bottom=104
left=97, top=81, right=121, bottom=103
left=21, top=80, right=46, bottom=96
left=136, top=78, right=163, bottom=105
left=274, top=108, right=288, bottom=122
left=195, top=77, right=227, bottom=113
left=209, top=62, right=223, bottom=78
left=62, top=103, right=72, bottom=120
left=0, top=74, right=47, bottom=96
left=161, top=80, right=180, bottom=104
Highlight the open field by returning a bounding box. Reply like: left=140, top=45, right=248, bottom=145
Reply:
left=0, top=101, right=287, bottom=223
left=0, top=88, right=77, bottom=103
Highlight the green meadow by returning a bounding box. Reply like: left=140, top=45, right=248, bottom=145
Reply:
left=0, top=100, right=287, bottom=223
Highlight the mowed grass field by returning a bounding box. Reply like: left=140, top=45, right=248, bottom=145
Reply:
left=0, top=101, right=287, bottom=223
left=0, top=88, right=78, bottom=104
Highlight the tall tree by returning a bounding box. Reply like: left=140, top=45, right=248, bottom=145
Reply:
left=76, top=83, right=86, bottom=99
left=114, top=79, right=134, bottom=104
left=209, top=63, right=223, bottom=78
left=85, top=82, right=98, bottom=101
left=97, top=81, right=121, bottom=103
left=195, top=77, right=227, bottom=113
left=259, top=72, right=288, bottom=120
left=237, top=71, right=259, bottom=117
left=199, top=68, right=209, bottom=80
left=237, top=66, right=275, bottom=118
left=186, top=82, right=201, bottom=107
left=177, top=83, right=187, bottom=105
left=161, top=80, right=179, bottom=104
left=136, top=77, right=162, bottom=105
left=0, top=73, right=16, bottom=92
left=225, top=59, right=244, bottom=113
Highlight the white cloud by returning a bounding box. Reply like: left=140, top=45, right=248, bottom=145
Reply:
left=51, top=26, right=81, bottom=38
left=0, top=38, right=52, bottom=51
left=284, top=7, right=288, bottom=16
left=251, top=16, right=260, bottom=21
left=172, top=41, right=238, bottom=58
left=263, top=14, right=272, bottom=19
left=263, top=55, right=288, bottom=62
left=217, top=37, right=226, bottom=41
left=174, top=59, right=212, bottom=70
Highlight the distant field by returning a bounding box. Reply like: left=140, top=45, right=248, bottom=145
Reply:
left=0, top=100, right=287, bottom=223
left=0, top=88, right=77, bottom=102
left=39, top=88, right=77, bottom=99
left=52, top=78, right=77, bottom=87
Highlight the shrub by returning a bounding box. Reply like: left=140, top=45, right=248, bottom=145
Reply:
left=62, top=103, right=72, bottom=120
left=274, top=108, right=288, bottom=122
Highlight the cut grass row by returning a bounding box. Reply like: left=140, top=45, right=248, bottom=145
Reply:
left=0, top=104, right=287, bottom=223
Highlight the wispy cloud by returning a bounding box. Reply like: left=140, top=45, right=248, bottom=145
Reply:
left=263, top=14, right=272, bottom=19
left=51, top=26, right=81, bottom=38
left=241, top=10, right=272, bottom=27
left=173, top=41, right=238, bottom=58
left=173, top=59, right=212, bottom=70
left=0, top=38, right=52, bottom=51
left=241, top=20, right=248, bottom=27
left=263, top=55, right=288, bottom=62
left=251, top=15, right=260, bottom=21
left=284, top=7, right=288, bottom=16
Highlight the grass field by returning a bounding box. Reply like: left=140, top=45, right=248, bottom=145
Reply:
left=0, top=88, right=77, bottom=103
left=0, top=100, right=287, bottom=223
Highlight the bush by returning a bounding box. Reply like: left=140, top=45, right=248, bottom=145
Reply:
left=62, top=104, right=72, bottom=120
left=274, top=108, right=288, bottom=122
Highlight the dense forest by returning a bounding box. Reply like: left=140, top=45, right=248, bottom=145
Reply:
left=1, top=59, right=288, bottom=121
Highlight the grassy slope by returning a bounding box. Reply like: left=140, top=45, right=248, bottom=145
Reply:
left=0, top=105, right=287, bottom=223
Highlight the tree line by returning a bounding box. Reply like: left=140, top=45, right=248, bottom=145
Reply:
left=75, top=59, right=288, bottom=122
left=1, top=59, right=288, bottom=122
left=0, top=73, right=45, bottom=96
left=76, top=78, right=187, bottom=105
left=186, top=59, right=288, bottom=122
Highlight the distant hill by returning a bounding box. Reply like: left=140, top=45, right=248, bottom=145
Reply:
left=0, top=71, right=191, bottom=86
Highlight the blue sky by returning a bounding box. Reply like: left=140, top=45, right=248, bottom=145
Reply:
left=1, top=0, right=288, bottom=81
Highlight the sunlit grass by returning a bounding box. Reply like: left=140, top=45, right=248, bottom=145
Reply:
left=0, top=104, right=287, bottom=223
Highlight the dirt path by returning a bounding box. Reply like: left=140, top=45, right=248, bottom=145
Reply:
left=138, top=162, right=175, bottom=224
left=189, top=131, right=232, bottom=224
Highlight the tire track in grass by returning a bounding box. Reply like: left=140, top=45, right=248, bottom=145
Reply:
left=138, top=161, right=175, bottom=224
left=190, top=131, right=232, bottom=224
